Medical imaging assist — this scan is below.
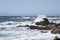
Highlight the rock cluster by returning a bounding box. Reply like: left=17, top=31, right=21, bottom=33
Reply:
left=29, top=25, right=51, bottom=30
left=50, top=24, right=60, bottom=34
left=35, top=18, right=50, bottom=26
left=16, top=17, right=60, bottom=34
left=29, top=18, right=60, bottom=34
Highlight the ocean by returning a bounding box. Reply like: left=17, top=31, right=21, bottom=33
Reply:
left=0, top=16, right=60, bottom=40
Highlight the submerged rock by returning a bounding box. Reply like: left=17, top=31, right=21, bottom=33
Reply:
left=51, top=24, right=58, bottom=34
left=7, top=23, right=12, bottom=25
left=16, top=25, right=22, bottom=27
left=25, top=25, right=29, bottom=27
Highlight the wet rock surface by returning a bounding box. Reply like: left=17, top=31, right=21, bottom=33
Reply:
left=35, top=18, right=50, bottom=26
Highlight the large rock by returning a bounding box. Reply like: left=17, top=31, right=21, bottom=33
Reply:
left=43, top=18, right=50, bottom=24
left=35, top=18, right=50, bottom=26
left=51, top=24, right=58, bottom=34
left=29, top=25, right=37, bottom=29
left=50, top=24, right=60, bottom=34
left=29, top=25, right=51, bottom=30
left=57, top=26, right=60, bottom=29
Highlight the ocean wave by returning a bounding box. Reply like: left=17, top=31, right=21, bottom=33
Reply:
left=0, top=16, right=60, bottom=40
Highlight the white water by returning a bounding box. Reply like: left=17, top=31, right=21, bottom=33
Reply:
left=0, top=21, right=60, bottom=40
left=0, top=15, right=60, bottom=40
left=34, top=15, right=47, bottom=22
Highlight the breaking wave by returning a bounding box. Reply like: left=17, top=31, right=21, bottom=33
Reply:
left=0, top=15, right=60, bottom=40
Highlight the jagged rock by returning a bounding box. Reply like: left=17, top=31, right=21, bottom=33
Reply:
left=51, top=28, right=58, bottom=34
left=29, top=25, right=37, bottom=29
left=50, top=24, right=60, bottom=34
left=51, top=24, right=58, bottom=34
left=35, top=21, right=45, bottom=26
left=50, top=23, right=60, bottom=28
left=35, top=18, right=50, bottom=26
left=57, top=29, right=60, bottom=34
left=56, top=23, right=60, bottom=27
left=29, top=25, right=51, bottom=30
left=43, top=18, right=50, bottom=24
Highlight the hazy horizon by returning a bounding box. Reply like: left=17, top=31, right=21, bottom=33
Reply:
left=0, top=0, right=60, bottom=16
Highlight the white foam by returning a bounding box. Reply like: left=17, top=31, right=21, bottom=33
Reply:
left=0, top=29, right=59, bottom=40
left=22, top=17, right=31, bottom=19
left=0, top=15, right=60, bottom=40
left=0, top=21, right=21, bottom=28
left=0, top=25, right=60, bottom=40
left=34, top=15, right=47, bottom=22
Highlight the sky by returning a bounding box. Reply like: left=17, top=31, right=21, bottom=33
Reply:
left=0, top=0, right=60, bottom=16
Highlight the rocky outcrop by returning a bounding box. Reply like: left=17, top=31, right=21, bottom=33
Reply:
left=16, top=17, right=60, bottom=34
left=43, top=18, right=50, bottom=24
left=0, top=27, right=6, bottom=30
left=29, top=25, right=37, bottom=29
left=7, top=23, right=12, bottom=25
left=35, top=18, right=50, bottom=26
left=51, top=24, right=60, bottom=34
left=29, top=25, right=51, bottom=30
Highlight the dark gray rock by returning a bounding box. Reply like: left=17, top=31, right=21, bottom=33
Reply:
left=35, top=18, right=50, bottom=26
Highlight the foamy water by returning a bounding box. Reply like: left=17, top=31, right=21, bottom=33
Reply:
left=0, top=15, right=60, bottom=40
left=0, top=21, right=60, bottom=40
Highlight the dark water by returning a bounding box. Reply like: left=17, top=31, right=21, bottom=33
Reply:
left=0, top=16, right=60, bottom=22
left=0, top=16, right=35, bottom=22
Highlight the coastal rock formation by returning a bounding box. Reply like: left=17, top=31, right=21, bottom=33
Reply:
left=35, top=18, right=50, bottom=26
left=51, top=24, right=60, bottom=34
left=16, top=15, right=60, bottom=34
left=29, top=25, right=51, bottom=30
left=7, top=23, right=12, bottom=25
left=43, top=18, right=50, bottom=24
left=29, top=25, right=37, bottom=29
left=50, top=24, right=57, bottom=34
